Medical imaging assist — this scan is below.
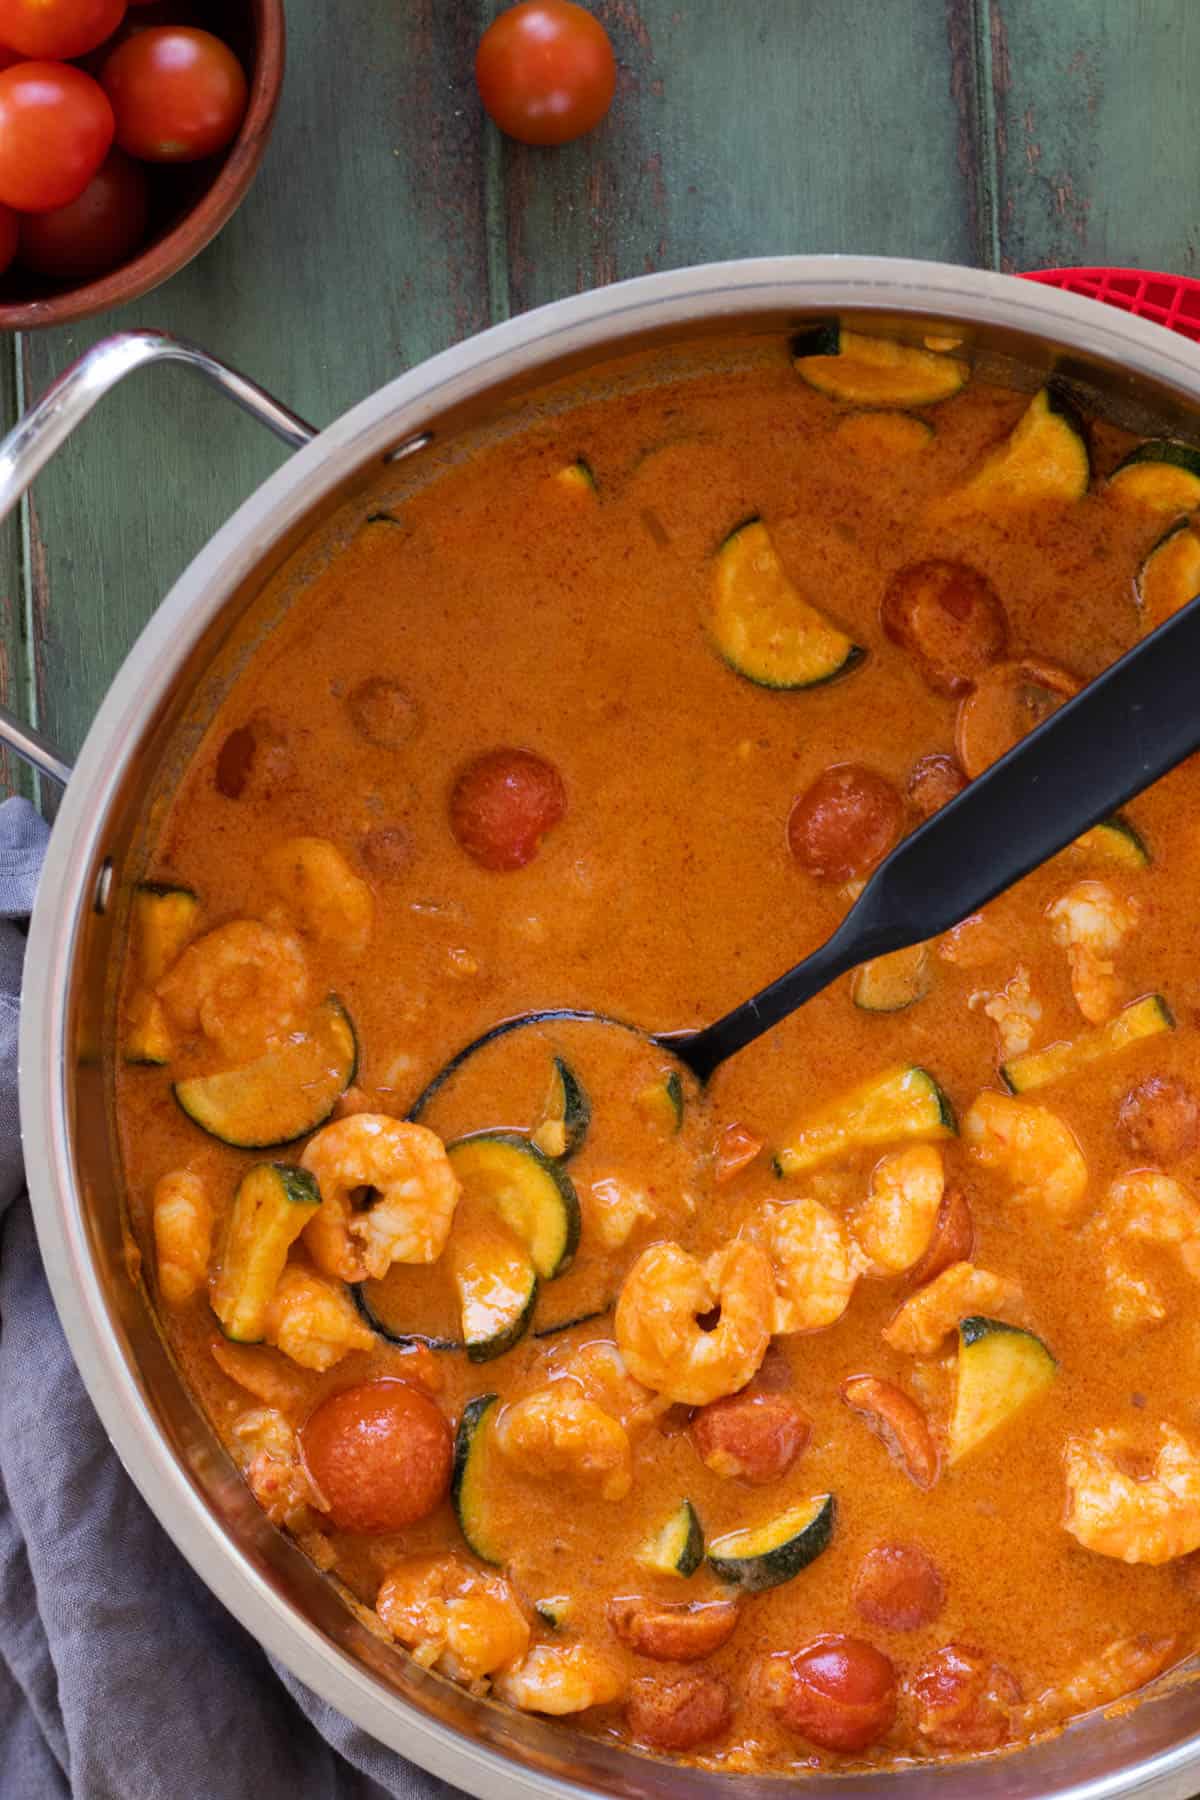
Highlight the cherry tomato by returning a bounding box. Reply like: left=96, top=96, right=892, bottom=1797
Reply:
left=907, top=750, right=966, bottom=819
left=300, top=1380, right=452, bottom=1534
left=1118, top=1074, right=1200, bottom=1164
left=881, top=559, right=1009, bottom=696
left=955, top=657, right=1078, bottom=778
left=907, top=1642, right=1020, bottom=1750
left=0, top=0, right=124, bottom=59
left=626, top=1673, right=733, bottom=1752
left=475, top=0, right=615, bottom=146
left=907, top=1185, right=974, bottom=1289
left=102, top=26, right=247, bottom=162
left=787, top=763, right=903, bottom=882
left=690, top=1392, right=810, bottom=1485
left=771, top=1635, right=898, bottom=1753
left=18, top=147, right=145, bottom=280
left=450, top=747, right=567, bottom=870
left=0, top=200, right=16, bottom=274
left=0, top=63, right=113, bottom=212
left=852, top=1542, right=945, bottom=1632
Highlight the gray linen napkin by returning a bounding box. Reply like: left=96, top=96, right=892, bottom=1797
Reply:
left=0, top=798, right=462, bottom=1800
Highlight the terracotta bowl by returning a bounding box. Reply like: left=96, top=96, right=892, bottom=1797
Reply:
left=0, top=0, right=284, bottom=331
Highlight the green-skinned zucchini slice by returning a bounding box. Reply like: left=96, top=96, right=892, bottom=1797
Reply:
left=535, top=1595, right=573, bottom=1629
left=851, top=943, right=932, bottom=1013
left=638, top=1500, right=704, bottom=1578
left=1136, top=520, right=1200, bottom=627
left=349, top=1281, right=461, bottom=1352
left=531, top=1057, right=591, bottom=1160
left=124, top=992, right=173, bottom=1067
left=1072, top=813, right=1150, bottom=870
left=636, top=1070, right=684, bottom=1134
left=1001, top=993, right=1173, bottom=1095
left=451, top=1210, right=538, bottom=1364
left=554, top=458, right=596, bottom=496
left=957, top=386, right=1089, bottom=507
left=210, top=1162, right=320, bottom=1343
left=533, top=1305, right=612, bottom=1340
left=948, top=1316, right=1056, bottom=1464
left=708, top=518, right=864, bottom=690
left=174, top=998, right=357, bottom=1149
left=452, top=1392, right=505, bottom=1564
left=132, top=880, right=200, bottom=985
left=1109, top=440, right=1200, bottom=513
left=447, top=1133, right=580, bottom=1280
left=792, top=325, right=967, bottom=407
left=708, top=1494, right=835, bottom=1591
left=775, top=1065, right=955, bottom=1176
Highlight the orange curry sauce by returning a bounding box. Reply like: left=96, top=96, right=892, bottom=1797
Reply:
left=116, top=336, right=1200, bottom=1771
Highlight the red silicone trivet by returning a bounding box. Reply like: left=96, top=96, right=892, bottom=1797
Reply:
left=1021, top=266, right=1200, bottom=344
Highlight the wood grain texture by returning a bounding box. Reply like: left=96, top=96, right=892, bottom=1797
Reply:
left=989, top=0, right=1200, bottom=273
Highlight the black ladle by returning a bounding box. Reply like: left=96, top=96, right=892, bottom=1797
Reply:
left=420, top=594, right=1200, bottom=1100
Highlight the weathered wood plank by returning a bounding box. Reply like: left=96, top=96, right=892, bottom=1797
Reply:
left=499, top=0, right=984, bottom=316
left=19, top=0, right=491, bottom=765
left=990, top=0, right=1200, bottom=274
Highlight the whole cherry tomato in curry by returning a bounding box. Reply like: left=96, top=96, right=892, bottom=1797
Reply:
left=18, top=147, right=146, bottom=280
left=475, top=0, right=616, bottom=146
left=450, top=747, right=567, bottom=870
left=0, top=0, right=125, bottom=59
left=0, top=62, right=113, bottom=212
left=300, top=1380, right=452, bottom=1535
left=102, top=26, right=247, bottom=161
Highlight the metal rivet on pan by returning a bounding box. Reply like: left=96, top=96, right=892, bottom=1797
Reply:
left=92, top=858, right=114, bottom=915
left=384, top=431, right=433, bottom=464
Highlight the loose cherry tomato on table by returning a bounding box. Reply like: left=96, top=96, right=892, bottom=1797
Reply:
left=300, top=1380, right=453, bottom=1534
left=0, top=62, right=113, bottom=212
left=0, top=0, right=124, bottom=59
left=102, top=26, right=247, bottom=161
left=476, top=0, right=616, bottom=146
left=18, top=147, right=146, bottom=280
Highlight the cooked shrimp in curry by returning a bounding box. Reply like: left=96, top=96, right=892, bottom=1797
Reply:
left=116, top=336, right=1200, bottom=1771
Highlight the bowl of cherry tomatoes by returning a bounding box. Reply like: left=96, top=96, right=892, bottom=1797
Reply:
left=0, top=0, right=283, bottom=329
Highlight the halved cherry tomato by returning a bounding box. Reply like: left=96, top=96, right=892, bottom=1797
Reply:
left=475, top=0, right=616, bottom=146
left=450, top=747, right=567, bottom=870
left=853, top=1542, right=945, bottom=1632
left=0, top=0, right=125, bottom=59
left=18, top=147, right=146, bottom=280
left=770, top=1635, right=897, bottom=1752
left=300, top=1380, right=452, bottom=1534
left=102, top=26, right=247, bottom=161
left=0, top=62, right=113, bottom=212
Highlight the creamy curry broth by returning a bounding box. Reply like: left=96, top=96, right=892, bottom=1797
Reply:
left=116, top=336, right=1200, bottom=1770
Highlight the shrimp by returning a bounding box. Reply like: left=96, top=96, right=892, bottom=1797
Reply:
left=883, top=1261, right=1023, bottom=1356
left=963, top=1090, right=1090, bottom=1222
left=546, top=1339, right=669, bottom=1436
left=1090, top=1170, right=1200, bottom=1329
left=1047, top=880, right=1139, bottom=1024
left=157, top=920, right=309, bottom=1060
left=494, top=1385, right=634, bottom=1502
left=152, top=1169, right=212, bottom=1305
left=262, top=835, right=374, bottom=956
left=1018, top=1634, right=1178, bottom=1734
left=1064, top=1423, right=1200, bottom=1563
left=587, top=1176, right=656, bottom=1250
left=494, top=1644, right=626, bottom=1715
left=938, top=910, right=1007, bottom=969
left=376, top=1555, right=530, bottom=1686
left=262, top=1264, right=376, bottom=1370
left=760, top=1196, right=868, bottom=1332
left=852, top=1146, right=944, bottom=1275
left=969, top=965, right=1043, bottom=1059
left=300, top=1114, right=460, bottom=1281
left=614, top=1240, right=773, bottom=1406
left=231, top=1406, right=324, bottom=1530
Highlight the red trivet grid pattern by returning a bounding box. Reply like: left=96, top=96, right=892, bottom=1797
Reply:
left=1021, top=265, right=1200, bottom=344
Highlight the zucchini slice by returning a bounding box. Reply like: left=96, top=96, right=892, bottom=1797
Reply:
left=349, top=1281, right=461, bottom=1351
left=708, top=1494, right=835, bottom=1592
left=851, top=943, right=932, bottom=1013
left=708, top=518, right=864, bottom=690
left=792, top=325, right=967, bottom=407
left=956, top=386, right=1089, bottom=507
left=124, top=991, right=172, bottom=1067
left=174, top=997, right=358, bottom=1150
left=1072, top=813, right=1150, bottom=870
left=450, top=1210, right=538, bottom=1364
left=775, top=1065, right=955, bottom=1177
left=636, top=1070, right=684, bottom=1134
left=531, top=1056, right=591, bottom=1161
left=210, top=1162, right=320, bottom=1343
left=535, top=1596, right=573, bottom=1629
left=447, top=1133, right=580, bottom=1280
left=132, top=880, right=200, bottom=985
left=835, top=412, right=935, bottom=457
left=1136, top=520, right=1200, bottom=627
left=533, top=1305, right=612, bottom=1340
left=554, top=458, right=596, bottom=496
left=1001, top=993, right=1173, bottom=1094
left=948, top=1316, right=1057, bottom=1464
left=637, top=1500, right=704, bottom=1578
left=1109, top=440, right=1200, bottom=513
left=452, top=1392, right=505, bottom=1565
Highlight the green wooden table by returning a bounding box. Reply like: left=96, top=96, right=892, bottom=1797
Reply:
left=3, top=0, right=1197, bottom=792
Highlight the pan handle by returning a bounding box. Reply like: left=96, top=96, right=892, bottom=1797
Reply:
left=0, top=330, right=318, bottom=785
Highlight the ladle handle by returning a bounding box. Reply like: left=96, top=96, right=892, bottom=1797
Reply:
left=0, top=330, right=318, bottom=785
left=680, top=591, right=1200, bottom=1080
